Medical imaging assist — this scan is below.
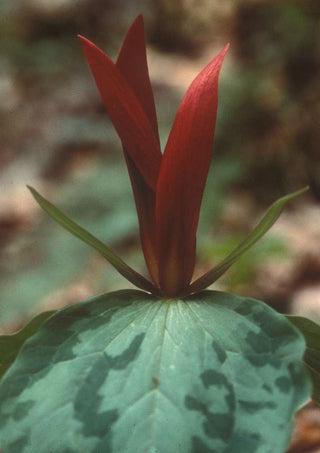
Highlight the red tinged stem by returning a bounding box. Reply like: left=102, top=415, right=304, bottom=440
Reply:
left=78, top=35, right=161, bottom=191
left=155, top=45, right=229, bottom=297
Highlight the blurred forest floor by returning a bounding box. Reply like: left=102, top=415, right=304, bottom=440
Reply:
left=0, top=0, right=320, bottom=451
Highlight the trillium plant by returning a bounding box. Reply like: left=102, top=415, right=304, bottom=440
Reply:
left=1, top=15, right=319, bottom=453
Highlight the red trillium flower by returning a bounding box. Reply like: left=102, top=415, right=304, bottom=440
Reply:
left=78, top=15, right=228, bottom=297
left=29, top=15, right=307, bottom=299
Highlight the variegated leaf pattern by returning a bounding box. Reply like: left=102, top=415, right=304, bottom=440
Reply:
left=0, top=291, right=310, bottom=453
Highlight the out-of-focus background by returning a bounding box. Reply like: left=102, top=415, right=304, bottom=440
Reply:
left=0, top=0, right=320, bottom=449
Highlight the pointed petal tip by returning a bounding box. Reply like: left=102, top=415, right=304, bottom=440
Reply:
left=133, top=14, right=144, bottom=25
left=77, top=34, right=87, bottom=43
left=121, top=15, right=144, bottom=40
left=78, top=35, right=92, bottom=47
left=78, top=35, right=114, bottom=67
left=220, top=43, right=230, bottom=59
left=77, top=35, right=101, bottom=54
left=77, top=35, right=93, bottom=51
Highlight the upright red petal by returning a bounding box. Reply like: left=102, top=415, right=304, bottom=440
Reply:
left=123, top=154, right=160, bottom=285
left=156, top=45, right=229, bottom=296
left=117, top=15, right=160, bottom=143
left=79, top=35, right=161, bottom=190
left=116, top=16, right=161, bottom=286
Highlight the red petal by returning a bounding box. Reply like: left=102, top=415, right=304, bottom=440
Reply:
left=79, top=35, right=161, bottom=190
left=117, top=15, right=160, bottom=143
left=156, top=45, right=229, bottom=296
left=116, top=16, right=161, bottom=285
left=124, top=153, right=159, bottom=285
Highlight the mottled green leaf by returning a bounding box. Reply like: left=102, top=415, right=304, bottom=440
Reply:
left=0, top=290, right=310, bottom=453
left=287, top=315, right=320, bottom=404
left=189, top=187, right=308, bottom=293
left=0, top=310, right=55, bottom=380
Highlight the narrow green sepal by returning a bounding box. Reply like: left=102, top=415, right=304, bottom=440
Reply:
left=188, top=187, right=309, bottom=294
left=27, top=186, right=158, bottom=294
left=287, top=315, right=320, bottom=404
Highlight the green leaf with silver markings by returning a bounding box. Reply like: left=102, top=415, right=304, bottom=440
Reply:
left=287, top=315, right=320, bottom=404
left=0, top=290, right=310, bottom=453
left=0, top=310, right=55, bottom=380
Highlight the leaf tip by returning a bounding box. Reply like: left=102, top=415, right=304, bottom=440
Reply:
left=298, top=185, right=310, bottom=195
left=280, top=185, right=309, bottom=204
left=26, top=185, right=36, bottom=197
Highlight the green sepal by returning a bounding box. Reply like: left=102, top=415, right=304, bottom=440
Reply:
left=287, top=315, right=320, bottom=404
left=28, top=186, right=158, bottom=294
left=0, top=310, right=55, bottom=380
left=189, top=187, right=309, bottom=293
